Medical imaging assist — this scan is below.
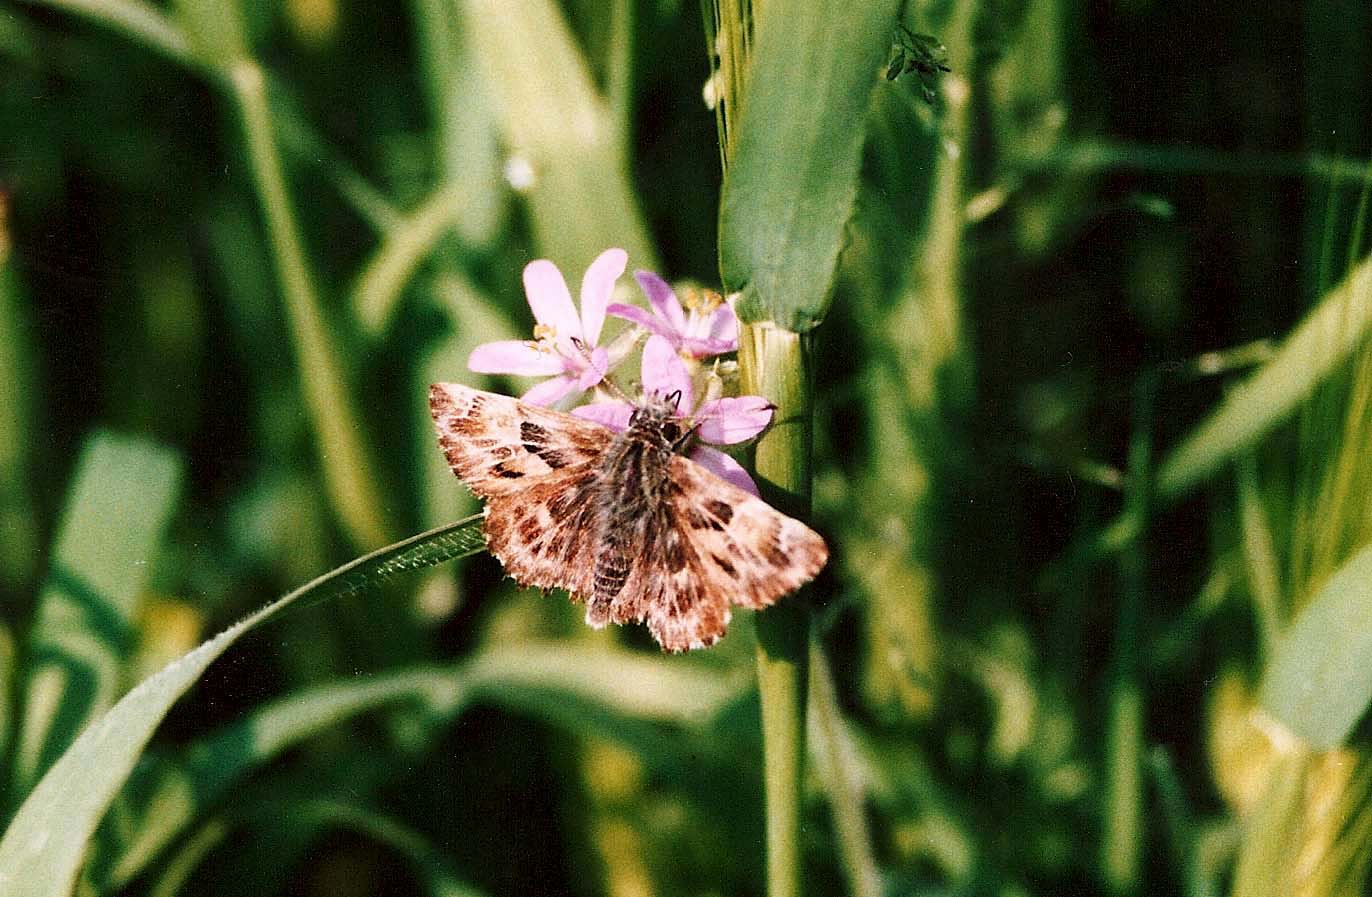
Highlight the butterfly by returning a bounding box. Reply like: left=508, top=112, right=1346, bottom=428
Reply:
left=429, top=383, right=829, bottom=651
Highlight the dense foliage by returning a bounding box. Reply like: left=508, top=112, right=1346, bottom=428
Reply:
left=2, top=1, right=1372, bottom=896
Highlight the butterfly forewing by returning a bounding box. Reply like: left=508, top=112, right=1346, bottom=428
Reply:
left=429, top=383, right=611, bottom=496
left=430, top=383, right=607, bottom=596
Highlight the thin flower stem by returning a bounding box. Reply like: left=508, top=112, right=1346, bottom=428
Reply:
left=228, top=61, right=394, bottom=549
left=738, top=321, right=813, bottom=897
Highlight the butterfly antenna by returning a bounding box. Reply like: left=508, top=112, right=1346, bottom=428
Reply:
left=570, top=336, right=635, bottom=404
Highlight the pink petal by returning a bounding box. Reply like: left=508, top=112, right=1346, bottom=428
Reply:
left=572, top=401, right=633, bottom=431
left=705, top=303, right=739, bottom=345
left=523, top=259, right=582, bottom=345
left=467, top=340, right=566, bottom=376
left=695, top=396, right=774, bottom=444
left=689, top=446, right=760, bottom=496
left=634, top=270, right=686, bottom=334
left=579, top=248, right=626, bottom=345
left=641, top=335, right=693, bottom=410
left=681, top=336, right=739, bottom=359
left=573, top=346, right=610, bottom=390
left=606, top=303, right=679, bottom=343
left=521, top=375, right=579, bottom=406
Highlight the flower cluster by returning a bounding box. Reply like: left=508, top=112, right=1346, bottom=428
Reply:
left=467, top=248, right=770, bottom=493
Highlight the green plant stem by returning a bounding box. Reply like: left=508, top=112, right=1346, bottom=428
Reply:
left=1101, top=374, right=1155, bottom=894
left=738, top=321, right=814, bottom=897
left=228, top=60, right=393, bottom=548
left=23, top=0, right=198, bottom=69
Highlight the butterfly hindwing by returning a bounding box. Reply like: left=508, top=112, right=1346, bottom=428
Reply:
left=608, top=455, right=829, bottom=652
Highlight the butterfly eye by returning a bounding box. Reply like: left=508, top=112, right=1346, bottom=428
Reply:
left=661, top=421, right=682, bottom=443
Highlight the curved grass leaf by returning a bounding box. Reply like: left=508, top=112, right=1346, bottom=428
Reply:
left=718, top=0, right=901, bottom=331
left=352, top=185, right=467, bottom=337
left=1259, top=542, right=1372, bottom=747
left=0, top=516, right=484, bottom=897
left=412, top=0, right=504, bottom=250
left=272, top=800, right=488, bottom=897
left=459, top=0, right=657, bottom=276
left=13, top=431, right=183, bottom=793
left=93, top=643, right=740, bottom=889
left=19, top=0, right=199, bottom=69
left=1157, top=255, right=1372, bottom=499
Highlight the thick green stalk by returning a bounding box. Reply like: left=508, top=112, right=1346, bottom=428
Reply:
left=227, top=61, right=393, bottom=549
left=738, top=321, right=814, bottom=897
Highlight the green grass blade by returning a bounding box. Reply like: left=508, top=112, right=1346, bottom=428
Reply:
left=17, top=0, right=199, bottom=69
left=412, top=0, right=504, bottom=248
left=0, top=517, right=484, bottom=897
left=459, top=0, right=657, bottom=275
left=351, top=185, right=468, bottom=337
left=0, top=219, right=38, bottom=594
left=170, top=0, right=246, bottom=69
left=142, top=817, right=228, bottom=897
left=1258, top=542, right=1372, bottom=747
left=808, top=644, right=882, bottom=897
left=1158, top=254, right=1372, bottom=500
left=95, top=643, right=739, bottom=889
left=93, top=668, right=467, bottom=890
left=228, top=60, right=395, bottom=549
left=718, top=0, right=900, bottom=331
left=12, top=431, right=183, bottom=793
left=0, top=620, right=14, bottom=803
left=1236, top=453, right=1283, bottom=658
left=270, top=800, right=489, bottom=897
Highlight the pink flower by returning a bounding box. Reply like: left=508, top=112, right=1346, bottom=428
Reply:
left=607, top=271, right=738, bottom=359
left=573, top=335, right=773, bottom=495
left=468, top=249, right=626, bottom=405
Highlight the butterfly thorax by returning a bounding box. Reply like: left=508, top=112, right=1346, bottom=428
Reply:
left=591, top=399, right=690, bottom=606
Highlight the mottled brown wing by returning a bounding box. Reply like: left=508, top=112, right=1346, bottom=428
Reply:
left=611, top=454, right=829, bottom=652
left=429, top=383, right=611, bottom=599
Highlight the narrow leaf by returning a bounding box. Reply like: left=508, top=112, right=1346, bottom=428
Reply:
left=0, top=517, right=484, bottom=897
left=1259, top=542, right=1372, bottom=747
left=18, top=0, right=198, bottom=69
left=351, top=185, right=468, bottom=336
left=13, top=431, right=183, bottom=791
left=94, top=643, right=739, bottom=889
left=1158, top=255, right=1372, bottom=499
left=459, top=0, right=657, bottom=276
left=719, top=0, right=901, bottom=331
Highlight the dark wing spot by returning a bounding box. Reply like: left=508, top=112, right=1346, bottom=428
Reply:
left=764, top=531, right=789, bottom=568
left=446, top=415, right=480, bottom=435
left=520, top=421, right=549, bottom=443
left=518, top=516, right=543, bottom=543
left=711, top=554, right=737, bottom=577
left=537, top=450, right=569, bottom=469
left=663, top=530, right=688, bottom=573
left=493, top=463, right=524, bottom=479
left=706, top=500, right=734, bottom=524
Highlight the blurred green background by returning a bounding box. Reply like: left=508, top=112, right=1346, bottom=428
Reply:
left=4, top=0, right=1372, bottom=895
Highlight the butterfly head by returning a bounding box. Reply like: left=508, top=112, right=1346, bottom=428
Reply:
left=628, top=391, right=694, bottom=451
